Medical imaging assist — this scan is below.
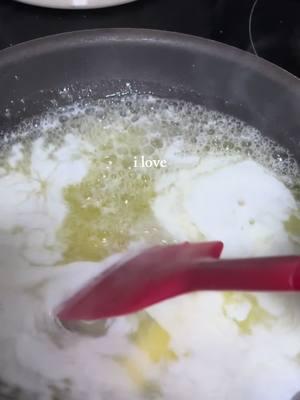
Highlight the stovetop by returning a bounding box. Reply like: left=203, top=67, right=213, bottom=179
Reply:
left=0, top=0, right=299, bottom=77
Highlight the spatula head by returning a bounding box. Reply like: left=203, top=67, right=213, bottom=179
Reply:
left=56, top=241, right=223, bottom=321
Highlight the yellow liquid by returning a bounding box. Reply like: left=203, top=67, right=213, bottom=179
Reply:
left=223, top=292, right=276, bottom=335
left=2, top=95, right=300, bottom=399
left=57, top=126, right=171, bottom=264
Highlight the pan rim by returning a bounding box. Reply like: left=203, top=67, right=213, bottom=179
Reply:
left=0, top=28, right=298, bottom=97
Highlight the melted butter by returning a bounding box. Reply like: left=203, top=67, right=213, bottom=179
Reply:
left=57, top=127, right=171, bottom=264
left=285, top=214, right=300, bottom=237
left=115, top=356, right=161, bottom=398
left=129, top=312, right=177, bottom=363
left=223, top=292, right=276, bottom=335
left=116, top=311, right=175, bottom=396
left=117, top=357, right=146, bottom=389
left=2, top=95, right=300, bottom=399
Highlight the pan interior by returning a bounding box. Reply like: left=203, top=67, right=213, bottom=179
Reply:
left=1, top=88, right=300, bottom=400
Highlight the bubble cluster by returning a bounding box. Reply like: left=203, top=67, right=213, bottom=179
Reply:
left=56, top=128, right=168, bottom=263
left=1, top=94, right=299, bottom=263
left=6, top=94, right=298, bottom=178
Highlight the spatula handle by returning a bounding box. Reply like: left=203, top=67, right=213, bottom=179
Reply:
left=187, top=256, right=300, bottom=292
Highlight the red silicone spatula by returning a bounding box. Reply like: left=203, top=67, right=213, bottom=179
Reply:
left=56, top=241, right=300, bottom=321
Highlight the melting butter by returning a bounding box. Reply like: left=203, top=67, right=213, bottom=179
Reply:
left=1, top=94, right=300, bottom=400
left=129, top=312, right=177, bottom=363
left=223, top=292, right=276, bottom=335
left=57, top=127, right=172, bottom=264
left=116, top=356, right=161, bottom=398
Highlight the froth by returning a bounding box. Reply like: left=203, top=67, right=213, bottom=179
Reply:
left=1, top=94, right=300, bottom=400
left=2, top=94, right=298, bottom=187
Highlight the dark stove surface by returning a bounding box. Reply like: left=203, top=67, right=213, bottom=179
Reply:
left=249, top=0, right=300, bottom=77
left=0, top=0, right=299, bottom=77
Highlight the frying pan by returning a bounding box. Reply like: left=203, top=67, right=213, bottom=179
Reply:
left=0, top=28, right=299, bottom=399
